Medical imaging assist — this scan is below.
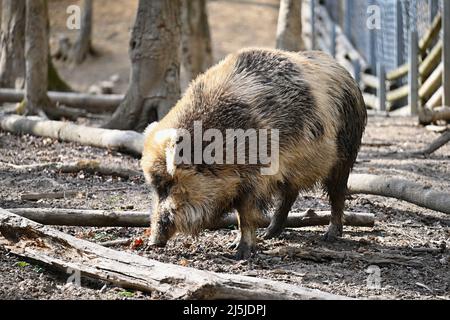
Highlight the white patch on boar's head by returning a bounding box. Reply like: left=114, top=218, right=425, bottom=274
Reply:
left=143, top=121, right=159, bottom=139
left=154, top=128, right=178, bottom=176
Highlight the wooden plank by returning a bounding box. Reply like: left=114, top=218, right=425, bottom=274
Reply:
left=387, top=84, right=408, bottom=103
left=419, top=40, right=442, bottom=79
left=361, top=73, right=379, bottom=90
left=424, top=87, right=443, bottom=109
left=386, top=63, right=409, bottom=81
left=419, top=62, right=443, bottom=99
left=419, top=13, right=442, bottom=53
left=363, top=93, right=377, bottom=109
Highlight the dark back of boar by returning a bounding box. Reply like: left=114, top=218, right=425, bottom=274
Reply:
left=142, top=48, right=367, bottom=259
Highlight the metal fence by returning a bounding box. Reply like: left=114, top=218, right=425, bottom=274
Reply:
left=320, top=0, right=444, bottom=74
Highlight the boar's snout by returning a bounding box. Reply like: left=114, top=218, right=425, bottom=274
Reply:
left=148, top=208, right=176, bottom=248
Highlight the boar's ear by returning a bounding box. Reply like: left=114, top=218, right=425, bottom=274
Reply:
left=143, top=121, right=159, bottom=139
left=154, top=128, right=178, bottom=177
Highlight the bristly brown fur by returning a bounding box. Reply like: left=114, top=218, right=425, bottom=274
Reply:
left=141, top=48, right=367, bottom=257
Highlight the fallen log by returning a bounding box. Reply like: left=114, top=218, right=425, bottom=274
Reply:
left=19, top=187, right=128, bottom=201
left=8, top=208, right=148, bottom=226
left=411, top=130, right=450, bottom=155
left=8, top=208, right=375, bottom=228
left=263, top=246, right=424, bottom=267
left=0, top=208, right=349, bottom=300
left=0, top=88, right=122, bottom=113
left=348, top=174, right=450, bottom=214
left=0, top=114, right=143, bottom=155
left=1, top=160, right=141, bottom=179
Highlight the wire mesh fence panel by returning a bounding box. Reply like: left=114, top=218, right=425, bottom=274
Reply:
left=318, top=0, right=443, bottom=74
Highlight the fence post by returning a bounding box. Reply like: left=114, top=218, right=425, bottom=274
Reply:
left=344, top=0, right=352, bottom=41
left=429, top=0, right=439, bottom=24
left=377, top=64, right=386, bottom=112
left=396, top=0, right=404, bottom=67
left=368, top=0, right=377, bottom=72
left=353, top=59, right=361, bottom=86
left=443, top=0, right=450, bottom=108
left=330, top=21, right=336, bottom=58
left=311, top=0, right=316, bottom=50
left=409, top=1, right=419, bottom=115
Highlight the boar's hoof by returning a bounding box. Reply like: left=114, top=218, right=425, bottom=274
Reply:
left=263, top=226, right=284, bottom=240
left=235, top=242, right=256, bottom=260
left=322, top=224, right=343, bottom=242
left=146, top=241, right=167, bottom=249
left=228, top=234, right=241, bottom=250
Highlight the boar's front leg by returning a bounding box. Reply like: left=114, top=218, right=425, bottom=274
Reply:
left=234, top=199, right=261, bottom=260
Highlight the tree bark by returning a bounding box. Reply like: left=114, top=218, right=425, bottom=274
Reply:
left=48, top=54, right=72, bottom=92
left=0, top=114, right=143, bottom=155
left=103, top=0, right=181, bottom=132
left=348, top=174, right=450, bottom=214
left=0, top=0, right=25, bottom=88
left=180, top=0, right=212, bottom=84
left=0, top=208, right=349, bottom=300
left=276, top=0, right=305, bottom=51
left=24, top=0, right=55, bottom=117
left=70, top=0, right=93, bottom=64
left=7, top=208, right=374, bottom=229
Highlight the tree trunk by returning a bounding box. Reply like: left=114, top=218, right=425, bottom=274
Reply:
left=103, top=0, right=181, bottom=132
left=0, top=0, right=25, bottom=88
left=48, top=54, right=72, bottom=92
left=276, top=0, right=305, bottom=52
left=70, top=0, right=93, bottom=64
left=24, top=0, right=55, bottom=117
left=180, top=0, right=212, bottom=85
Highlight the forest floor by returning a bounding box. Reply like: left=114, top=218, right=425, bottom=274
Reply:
left=0, top=116, right=449, bottom=300
left=1, top=0, right=449, bottom=300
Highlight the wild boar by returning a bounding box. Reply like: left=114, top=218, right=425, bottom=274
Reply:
left=141, top=48, right=367, bottom=259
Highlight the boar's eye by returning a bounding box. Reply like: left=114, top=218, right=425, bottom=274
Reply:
left=151, top=174, right=173, bottom=199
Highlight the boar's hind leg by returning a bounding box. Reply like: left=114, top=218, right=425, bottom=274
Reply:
left=234, top=199, right=261, bottom=260
left=264, top=183, right=299, bottom=239
left=323, top=161, right=352, bottom=242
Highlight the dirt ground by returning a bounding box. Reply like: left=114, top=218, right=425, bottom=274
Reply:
left=1, top=0, right=449, bottom=300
